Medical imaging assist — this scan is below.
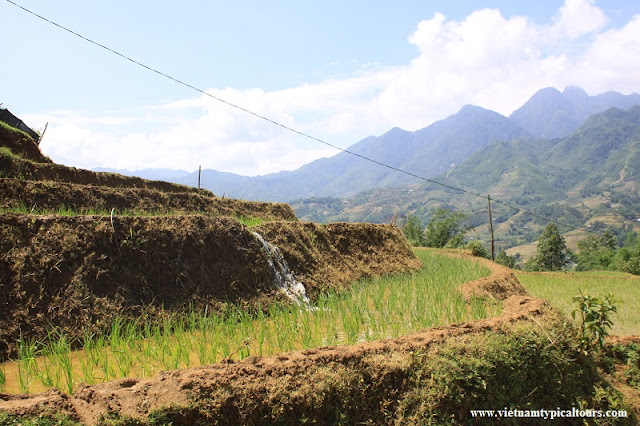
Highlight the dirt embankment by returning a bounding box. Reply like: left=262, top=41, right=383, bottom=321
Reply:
left=255, top=221, right=421, bottom=297
left=0, top=214, right=418, bottom=359
left=0, top=122, right=51, bottom=164
left=455, top=251, right=528, bottom=301
left=0, top=151, right=206, bottom=194
left=0, top=179, right=297, bottom=221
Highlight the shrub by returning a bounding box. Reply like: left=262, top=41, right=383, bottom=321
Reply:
left=424, top=209, right=467, bottom=249
left=495, top=249, right=517, bottom=268
left=465, top=240, right=489, bottom=258
left=572, top=292, right=618, bottom=353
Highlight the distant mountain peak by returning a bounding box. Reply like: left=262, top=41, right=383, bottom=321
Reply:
left=509, top=86, right=640, bottom=139
left=458, top=104, right=490, bottom=114
left=563, top=85, right=589, bottom=100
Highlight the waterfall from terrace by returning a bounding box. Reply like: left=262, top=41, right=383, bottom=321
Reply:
left=251, top=231, right=311, bottom=307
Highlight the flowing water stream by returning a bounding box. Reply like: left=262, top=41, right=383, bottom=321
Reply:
left=251, top=231, right=311, bottom=307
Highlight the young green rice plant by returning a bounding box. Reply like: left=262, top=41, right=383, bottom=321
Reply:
left=15, top=335, right=41, bottom=393
left=17, top=335, right=39, bottom=379
left=0, top=363, right=5, bottom=391
left=48, top=333, right=74, bottom=394
left=37, top=353, right=55, bottom=388
left=16, top=362, right=31, bottom=393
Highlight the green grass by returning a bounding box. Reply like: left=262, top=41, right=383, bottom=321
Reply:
left=0, top=146, right=17, bottom=158
left=516, top=270, right=640, bottom=335
left=0, top=204, right=271, bottom=227
left=1, top=250, right=498, bottom=394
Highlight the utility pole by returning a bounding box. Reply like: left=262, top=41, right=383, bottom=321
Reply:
left=488, top=195, right=495, bottom=261
left=198, top=165, right=202, bottom=190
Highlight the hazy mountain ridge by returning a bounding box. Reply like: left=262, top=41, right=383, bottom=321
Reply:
left=509, top=86, right=640, bottom=139
left=293, top=106, right=640, bottom=251
left=95, top=86, right=640, bottom=206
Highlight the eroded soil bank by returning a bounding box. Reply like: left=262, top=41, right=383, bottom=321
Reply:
left=0, top=178, right=297, bottom=221
left=0, top=214, right=419, bottom=359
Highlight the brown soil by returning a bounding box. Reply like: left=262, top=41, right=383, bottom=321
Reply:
left=454, top=250, right=528, bottom=301
left=0, top=178, right=297, bottom=221
left=0, top=214, right=418, bottom=359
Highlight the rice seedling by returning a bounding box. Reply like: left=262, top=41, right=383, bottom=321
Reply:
left=51, top=334, right=74, bottom=394
left=0, top=363, right=5, bottom=391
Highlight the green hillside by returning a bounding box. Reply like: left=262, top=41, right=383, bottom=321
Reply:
left=292, top=106, right=640, bottom=254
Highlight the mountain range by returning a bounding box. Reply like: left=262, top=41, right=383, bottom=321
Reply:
left=100, top=86, right=640, bottom=204
left=292, top=105, right=640, bottom=257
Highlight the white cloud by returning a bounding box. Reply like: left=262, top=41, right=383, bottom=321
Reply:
left=554, top=0, right=608, bottom=38
left=571, top=14, right=640, bottom=93
left=34, top=0, right=640, bottom=176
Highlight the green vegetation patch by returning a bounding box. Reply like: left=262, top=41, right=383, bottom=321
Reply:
left=96, top=310, right=634, bottom=425
left=0, top=411, right=81, bottom=426
left=517, top=270, right=640, bottom=336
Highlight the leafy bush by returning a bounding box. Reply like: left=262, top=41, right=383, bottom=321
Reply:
left=572, top=292, right=618, bottom=353
left=576, top=231, right=616, bottom=271
left=402, top=214, right=424, bottom=246
left=495, top=249, right=517, bottom=268
left=465, top=240, right=489, bottom=258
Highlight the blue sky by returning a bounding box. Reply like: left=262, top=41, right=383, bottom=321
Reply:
left=2, top=0, right=640, bottom=175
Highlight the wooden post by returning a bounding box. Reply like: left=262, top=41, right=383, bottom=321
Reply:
left=37, top=122, right=48, bottom=146
left=488, top=195, right=495, bottom=261
left=198, top=165, right=202, bottom=190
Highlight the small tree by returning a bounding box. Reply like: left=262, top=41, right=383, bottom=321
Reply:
left=576, top=231, right=616, bottom=271
left=423, top=209, right=467, bottom=248
left=529, top=223, right=567, bottom=271
left=495, top=249, right=517, bottom=268
left=572, top=292, right=617, bottom=353
left=402, top=214, right=424, bottom=246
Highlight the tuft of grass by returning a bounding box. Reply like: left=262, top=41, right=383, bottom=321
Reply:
left=0, top=146, right=17, bottom=158
left=0, top=411, right=81, bottom=426
left=0, top=203, right=272, bottom=229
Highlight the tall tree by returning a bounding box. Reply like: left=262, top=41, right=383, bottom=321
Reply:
left=529, top=223, right=567, bottom=271
left=576, top=230, right=616, bottom=271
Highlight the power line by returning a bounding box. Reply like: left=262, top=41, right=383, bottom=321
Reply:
left=5, top=0, right=583, bottom=233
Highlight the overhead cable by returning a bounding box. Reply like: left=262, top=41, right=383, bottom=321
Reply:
left=5, top=0, right=583, bottom=233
